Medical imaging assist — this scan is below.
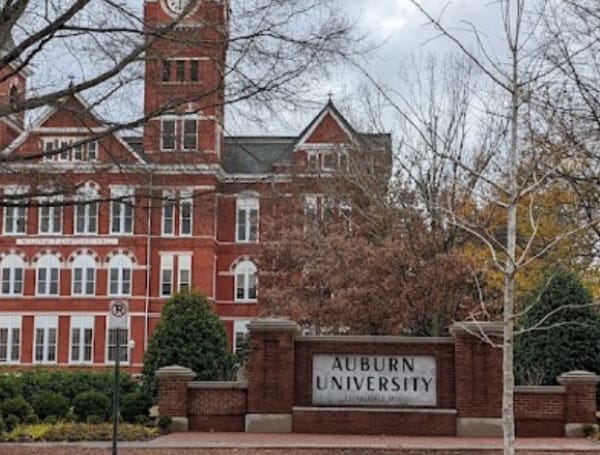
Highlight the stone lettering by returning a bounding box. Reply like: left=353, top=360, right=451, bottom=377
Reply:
left=313, top=355, right=436, bottom=406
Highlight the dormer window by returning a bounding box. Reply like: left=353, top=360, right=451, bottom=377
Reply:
left=306, top=150, right=348, bottom=172
left=42, top=138, right=98, bottom=162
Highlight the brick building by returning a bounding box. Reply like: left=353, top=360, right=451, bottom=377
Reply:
left=0, top=0, right=389, bottom=370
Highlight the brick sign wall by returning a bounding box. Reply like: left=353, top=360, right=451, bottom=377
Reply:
left=155, top=319, right=600, bottom=437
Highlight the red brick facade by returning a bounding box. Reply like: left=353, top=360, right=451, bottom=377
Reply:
left=155, top=319, right=599, bottom=437
left=0, top=2, right=390, bottom=370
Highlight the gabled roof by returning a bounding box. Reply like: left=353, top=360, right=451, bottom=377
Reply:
left=293, top=100, right=357, bottom=149
left=2, top=93, right=145, bottom=163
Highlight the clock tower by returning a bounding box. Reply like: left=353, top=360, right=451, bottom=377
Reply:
left=143, top=0, right=228, bottom=163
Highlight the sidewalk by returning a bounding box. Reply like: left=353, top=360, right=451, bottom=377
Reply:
left=124, top=432, right=600, bottom=452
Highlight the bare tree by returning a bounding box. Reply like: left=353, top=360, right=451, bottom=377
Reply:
left=0, top=0, right=359, bottom=201
left=392, top=1, right=600, bottom=453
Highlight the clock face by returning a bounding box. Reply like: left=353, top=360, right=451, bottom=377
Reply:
left=165, top=0, right=190, bottom=14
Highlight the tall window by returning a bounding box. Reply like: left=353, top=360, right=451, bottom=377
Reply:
left=162, top=60, right=171, bottom=82
left=38, top=197, right=62, bottom=234
left=236, top=197, right=259, bottom=242
left=87, top=141, right=98, bottom=161
left=0, top=255, right=24, bottom=296
left=74, top=186, right=98, bottom=235
left=70, top=315, right=93, bottom=364
left=107, top=327, right=129, bottom=363
left=161, top=118, right=176, bottom=151
left=108, top=254, right=132, bottom=296
left=3, top=186, right=27, bottom=234
left=178, top=255, right=191, bottom=292
left=234, top=260, right=257, bottom=302
left=190, top=60, right=199, bottom=82
left=34, top=315, right=58, bottom=364
left=36, top=254, right=60, bottom=296
left=182, top=118, right=197, bottom=151
left=160, top=255, right=173, bottom=297
left=162, top=191, right=175, bottom=235
left=111, top=187, right=134, bottom=234
left=176, top=60, right=185, bottom=82
left=0, top=315, right=21, bottom=364
left=72, top=254, right=96, bottom=296
left=233, top=320, right=250, bottom=353
left=180, top=191, right=193, bottom=235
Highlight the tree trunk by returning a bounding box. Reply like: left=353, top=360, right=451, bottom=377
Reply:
left=503, top=50, right=520, bottom=455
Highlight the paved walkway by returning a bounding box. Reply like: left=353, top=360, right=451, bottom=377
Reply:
left=128, top=432, right=600, bottom=451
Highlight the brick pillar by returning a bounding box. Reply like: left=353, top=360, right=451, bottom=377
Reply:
left=245, top=319, right=299, bottom=433
left=558, top=370, right=600, bottom=437
left=155, top=365, right=195, bottom=431
left=451, top=321, right=504, bottom=437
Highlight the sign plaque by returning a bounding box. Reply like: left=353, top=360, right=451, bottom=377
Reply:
left=312, top=354, right=437, bottom=406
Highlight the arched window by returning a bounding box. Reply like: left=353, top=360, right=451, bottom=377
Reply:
left=74, top=184, right=98, bottom=234
left=72, top=254, right=96, bottom=296
left=0, top=255, right=24, bottom=296
left=108, top=254, right=132, bottom=296
left=36, top=254, right=60, bottom=296
left=234, top=260, right=257, bottom=302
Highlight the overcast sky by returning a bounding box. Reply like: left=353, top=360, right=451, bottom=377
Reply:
left=23, top=1, right=509, bottom=137
left=236, top=0, right=508, bottom=136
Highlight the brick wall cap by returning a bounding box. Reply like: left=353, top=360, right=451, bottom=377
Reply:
left=298, top=335, right=454, bottom=344
left=189, top=381, right=248, bottom=389
left=449, top=321, right=503, bottom=337
left=557, top=370, right=600, bottom=385
left=514, top=385, right=565, bottom=394
left=248, top=319, right=300, bottom=333
left=155, top=365, right=196, bottom=380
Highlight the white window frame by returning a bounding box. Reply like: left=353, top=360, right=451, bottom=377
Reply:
left=0, top=254, right=25, bottom=296
left=233, top=320, right=250, bottom=353
left=38, top=196, right=62, bottom=235
left=110, top=186, right=134, bottom=235
left=307, top=152, right=320, bottom=171
left=162, top=190, right=176, bottom=236
left=0, top=315, right=21, bottom=364
left=160, top=255, right=174, bottom=297
left=71, top=254, right=96, bottom=296
left=179, top=190, right=193, bottom=236
left=160, top=117, right=177, bottom=151
left=234, top=260, right=257, bottom=302
left=182, top=116, right=198, bottom=151
left=74, top=187, right=98, bottom=235
left=3, top=186, right=27, bottom=235
left=69, top=315, right=94, bottom=364
left=106, top=322, right=130, bottom=364
left=87, top=141, right=98, bottom=161
left=108, top=254, right=132, bottom=296
left=236, top=197, right=259, bottom=243
left=36, top=254, right=60, bottom=296
left=178, top=254, right=191, bottom=292
left=34, top=315, right=58, bottom=364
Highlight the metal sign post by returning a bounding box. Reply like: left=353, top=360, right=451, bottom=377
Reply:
left=109, top=301, right=128, bottom=455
